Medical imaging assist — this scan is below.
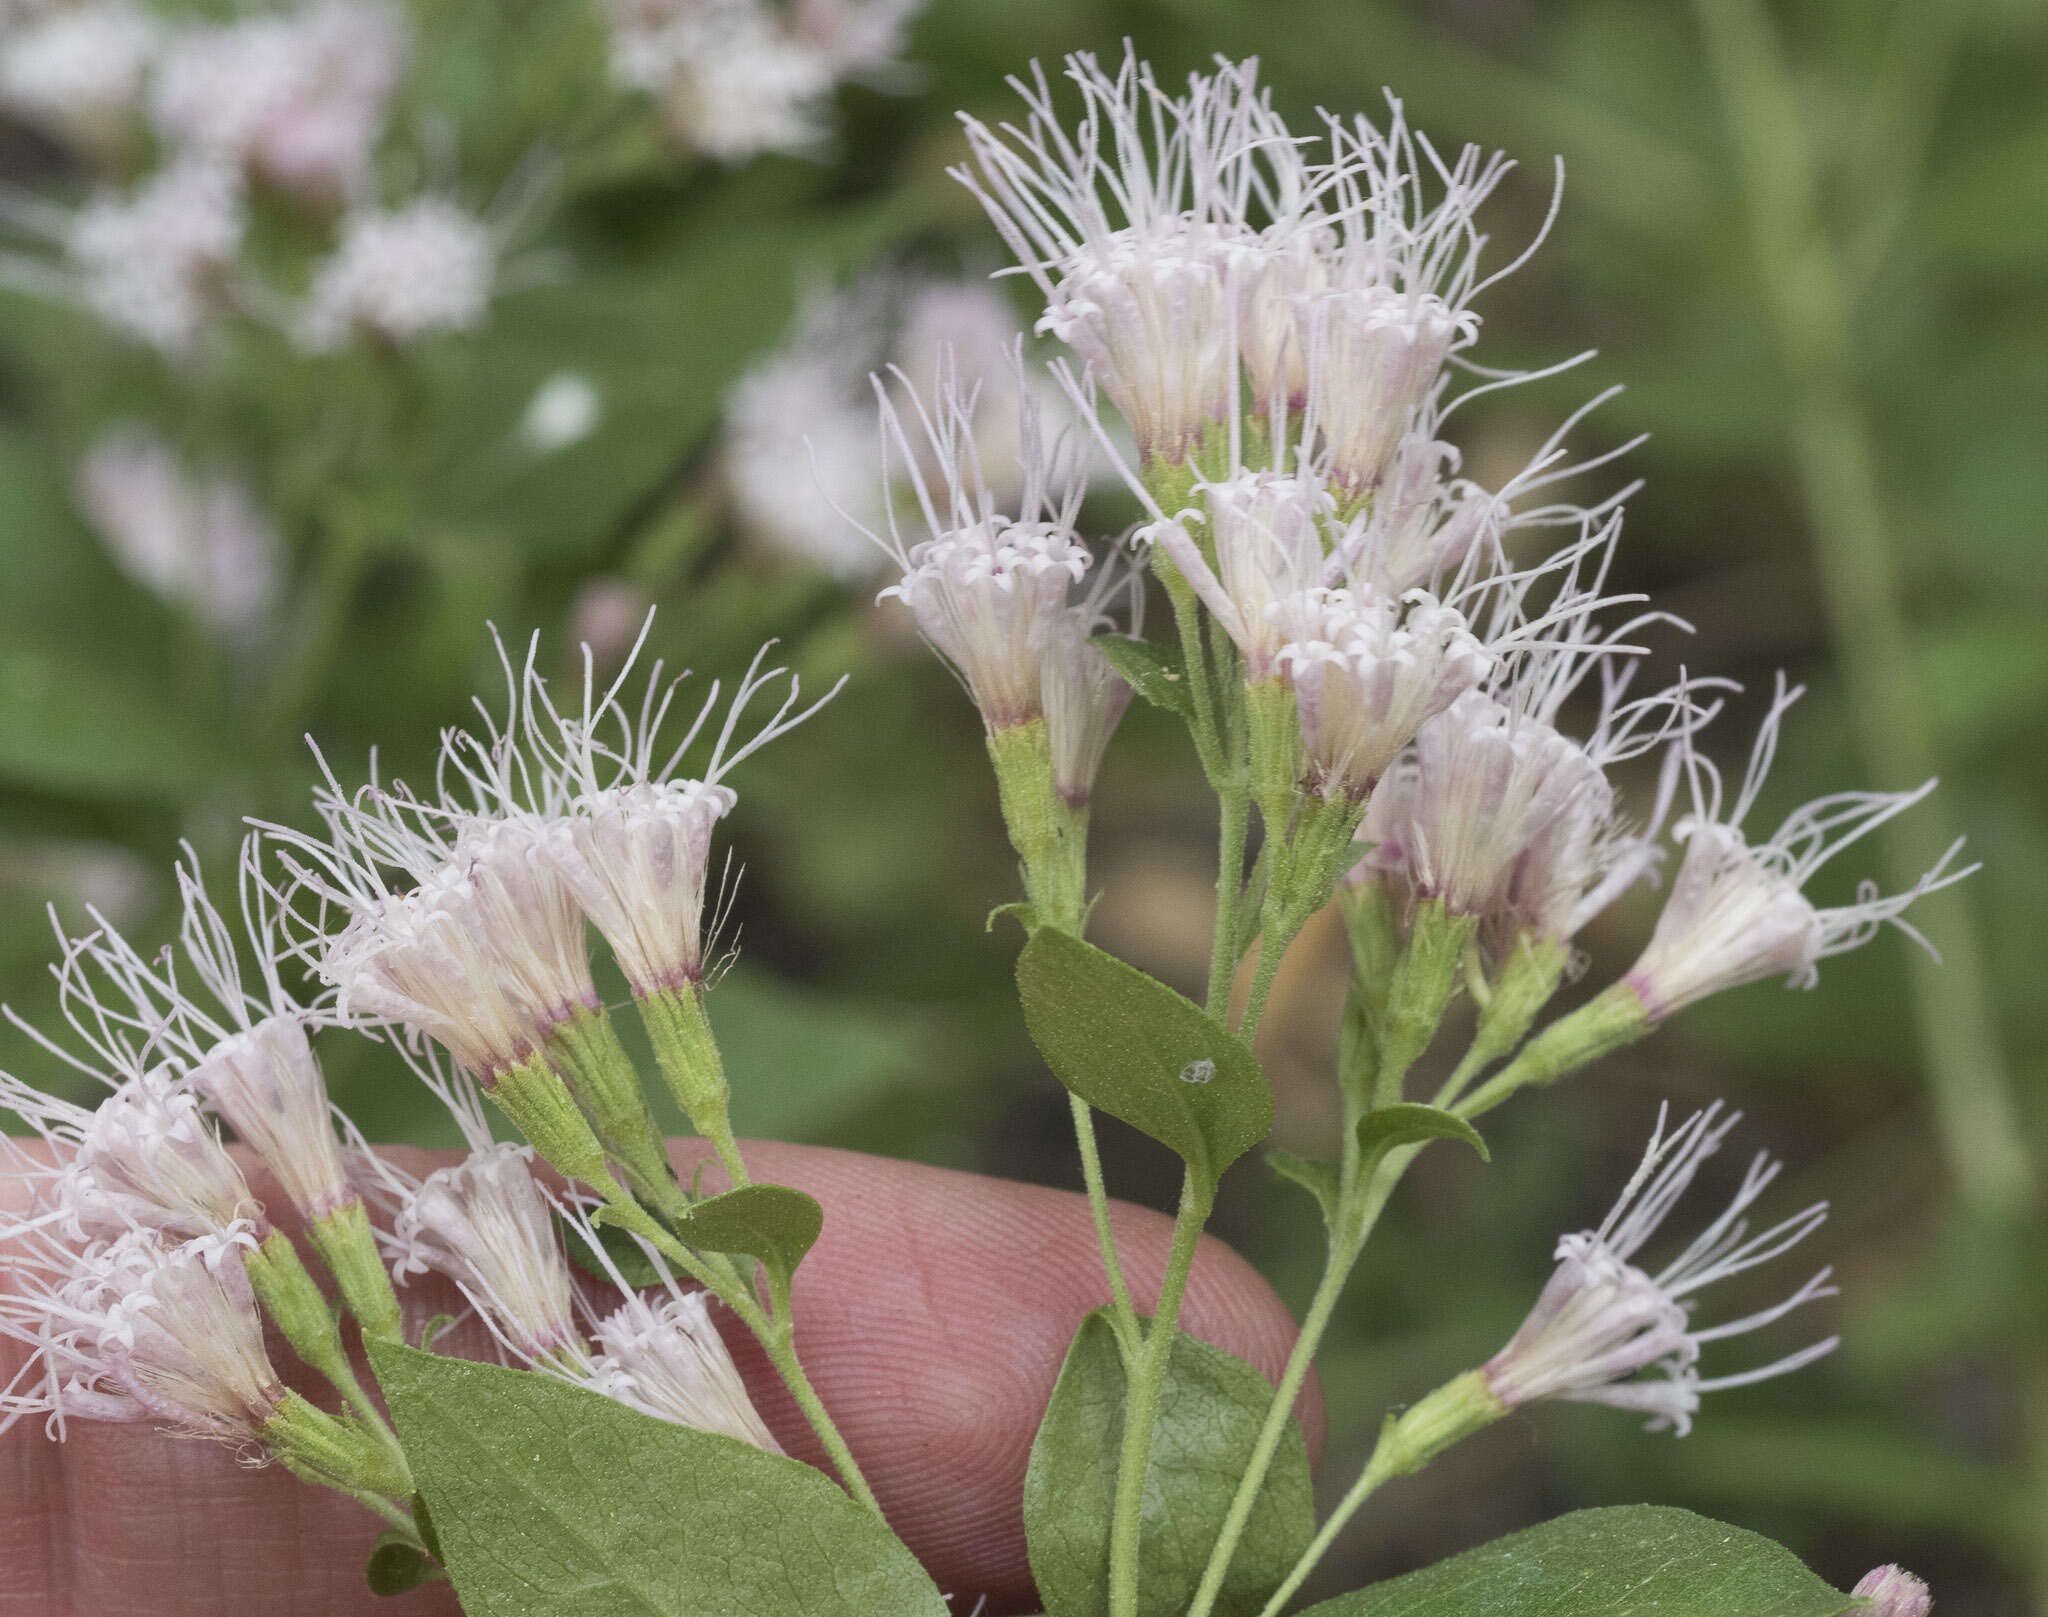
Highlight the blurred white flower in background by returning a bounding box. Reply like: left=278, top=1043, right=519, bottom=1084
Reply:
left=519, top=371, right=603, bottom=455
left=722, top=273, right=1060, bottom=580
left=150, top=0, right=408, bottom=200
left=75, top=426, right=280, bottom=640
left=602, top=0, right=921, bottom=162
left=0, top=2, right=160, bottom=160
left=297, top=195, right=496, bottom=350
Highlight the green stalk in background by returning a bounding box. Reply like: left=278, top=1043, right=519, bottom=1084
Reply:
left=1692, top=0, right=2035, bottom=1222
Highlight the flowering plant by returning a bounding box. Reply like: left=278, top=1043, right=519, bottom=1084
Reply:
left=0, top=41, right=1957, bottom=1617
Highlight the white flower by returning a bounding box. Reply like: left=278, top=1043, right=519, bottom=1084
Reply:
left=893, top=280, right=1040, bottom=509
left=1623, top=677, right=1975, bottom=1020
left=588, top=1286, right=780, bottom=1448
left=0, top=3, right=160, bottom=157
left=1274, top=586, right=1491, bottom=801
left=151, top=0, right=407, bottom=198
left=75, top=427, right=280, bottom=639
left=862, top=362, right=1094, bottom=731
left=1143, top=468, right=1333, bottom=682
left=955, top=51, right=1287, bottom=460
left=519, top=371, right=602, bottom=454
left=1852, top=1566, right=1932, bottom=1617
left=298, top=197, right=496, bottom=351
left=607, top=0, right=834, bottom=162
left=528, top=628, right=842, bottom=997
left=788, top=0, right=922, bottom=78
left=386, top=1142, right=585, bottom=1366
left=187, top=1016, right=352, bottom=1225
left=0, top=1222, right=286, bottom=1443
left=267, top=663, right=601, bottom=1077
left=724, top=279, right=893, bottom=578
left=1483, top=1104, right=1838, bottom=1436
left=1295, top=101, right=1540, bottom=492
left=1041, top=555, right=1141, bottom=807
left=2, top=156, right=247, bottom=352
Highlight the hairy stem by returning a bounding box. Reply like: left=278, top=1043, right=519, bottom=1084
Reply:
left=1108, top=1174, right=1210, bottom=1617
left=1071, top=1093, right=1140, bottom=1341
left=1207, top=789, right=1251, bottom=1023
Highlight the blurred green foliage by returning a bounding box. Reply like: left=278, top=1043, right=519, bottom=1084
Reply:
left=2, top=0, right=2044, bottom=1611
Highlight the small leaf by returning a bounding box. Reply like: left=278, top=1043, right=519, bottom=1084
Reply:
left=1017, top=929, right=1272, bottom=1193
left=1356, top=1103, right=1489, bottom=1174
left=1091, top=634, right=1193, bottom=717
left=1024, top=1310, right=1313, bottom=1617
left=1297, top=1505, right=1857, bottom=1616
left=411, top=1493, right=443, bottom=1562
left=1266, top=1150, right=1340, bottom=1229
left=364, top=1533, right=443, bottom=1597
left=370, top=1341, right=947, bottom=1617
left=672, top=1183, right=824, bottom=1285
left=988, top=900, right=1040, bottom=934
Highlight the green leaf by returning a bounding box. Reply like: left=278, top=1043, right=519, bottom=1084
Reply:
left=1016, top=928, right=1272, bottom=1193
left=364, top=1533, right=443, bottom=1597
left=0, top=641, right=228, bottom=799
left=1091, top=634, right=1194, bottom=717
left=672, top=1183, right=824, bottom=1284
left=1356, top=1103, right=1489, bottom=1173
left=1298, top=1505, right=1857, bottom=1616
left=1024, top=1310, right=1314, bottom=1617
left=1266, top=1149, right=1340, bottom=1229
left=369, top=1341, right=946, bottom=1617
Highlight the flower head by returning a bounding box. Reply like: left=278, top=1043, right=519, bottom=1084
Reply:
left=528, top=627, right=842, bottom=998
left=298, top=197, right=496, bottom=351
left=383, top=1142, right=583, bottom=1367
left=1143, top=468, right=1333, bottom=682
left=1042, top=550, right=1142, bottom=807
left=0, top=3, right=160, bottom=158
left=0, top=1221, right=281, bottom=1443
left=2, top=156, right=247, bottom=352
left=1624, top=677, right=1975, bottom=1020
left=1274, top=585, right=1490, bottom=801
left=1483, top=1104, right=1838, bottom=1436
left=76, top=427, right=280, bottom=640
left=554, top=1202, right=780, bottom=1447
left=955, top=51, right=1288, bottom=460
left=588, top=1286, right=781, bottom=1449
left=864, top=360, right=1094, bottom=731
left=605, top=0, right=834, bottom=161
left=151, top=0, right=407, bottom=198
left=1852, top=1566, right=1932, bottom=1617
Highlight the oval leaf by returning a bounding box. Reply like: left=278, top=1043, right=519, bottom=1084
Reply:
left=673, top=1183, right=824, bottom=1283
left=1024, top=1309, right=1313, bottom=1617
left=1299, top=1505, right=1858, bottom=1617
left=1090, top=633, right=1193, bottom=717
left=1356, top=1103, right=1488, bottom=1173
left=1017, top=929, right=1272, bottom=1192
left=364, top=1533, right=444, bottom=1597
left=1265, top=1149, right=1340, bottom=1230
left=369, top=1340, right=945, bottom=1617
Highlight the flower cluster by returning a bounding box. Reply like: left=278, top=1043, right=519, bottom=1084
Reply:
left=603, top=0, right=923, bottom=162
left=0, top=0, right=515, bottom=358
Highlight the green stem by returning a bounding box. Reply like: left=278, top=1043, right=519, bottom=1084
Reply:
left=1108, top=1174, right=1211, bottom=1617
left=1207, top=790, right=1251, bottom=1022
left=1185, top=1231, right=1355, bottom=1617
left=1694, top=0, right=2035, bottom=1221
left=1071, top=1093, right=1140, bottom=1343
left=1257, top=1371, right=1504, bottom=1617
left=1238, top=926, right=1288, bottom=1041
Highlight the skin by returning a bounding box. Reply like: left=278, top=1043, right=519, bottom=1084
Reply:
left=1, top=1138, right=1319, bottom=1616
